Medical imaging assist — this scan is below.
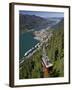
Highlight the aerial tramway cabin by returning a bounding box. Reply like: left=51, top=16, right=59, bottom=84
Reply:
left=42, top=46, right=53, bottom=77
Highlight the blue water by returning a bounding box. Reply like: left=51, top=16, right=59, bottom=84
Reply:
left=19, top=31, right=39, bottom=59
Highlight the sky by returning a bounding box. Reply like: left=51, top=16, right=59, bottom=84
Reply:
left=19, top=10, right=64, bottom=18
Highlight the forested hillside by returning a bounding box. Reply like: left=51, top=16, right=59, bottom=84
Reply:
left=46, top=19, right=64, bottom=77
left=19, top=49, right=43, bottom=79
left=19, top=18, right=64, bottom=79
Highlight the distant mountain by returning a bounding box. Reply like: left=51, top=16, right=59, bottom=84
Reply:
left=19, top=14, right=59, bottom=31
left=51, top=18, right=64, bottom=31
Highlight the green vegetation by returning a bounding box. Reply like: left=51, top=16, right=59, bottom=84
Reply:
left=19, top=49, right=43, bottom=79
left=19, top=19, right=64, bottom=79
left=46, top=19, right=64, bottom=77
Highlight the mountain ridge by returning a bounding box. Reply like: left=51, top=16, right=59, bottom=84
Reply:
left=19, top=14, right=61, bottom=31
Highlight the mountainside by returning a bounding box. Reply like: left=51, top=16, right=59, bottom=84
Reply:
left=19, top=14, right=48, bottom=31
left=19, top=17, right=64, bottom=79
left=46, top=18, right=64, bottom=77
left=51, top=18, right=64, bottom=31
left=19, top=14, right=59, bottom=31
